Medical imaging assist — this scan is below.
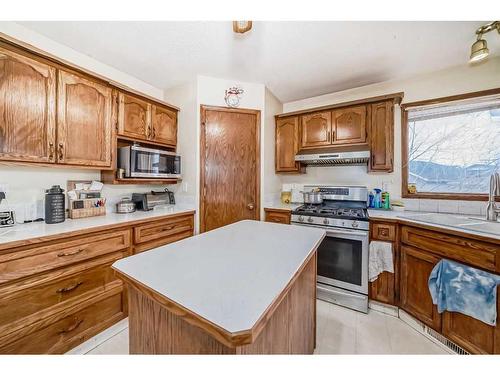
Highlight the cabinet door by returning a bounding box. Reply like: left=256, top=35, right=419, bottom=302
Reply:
left=300, top=111, right=331, bottom=149
left=117, top=92, right=151, bottom=141
left=400, top=245, right=441, bottom=331
left=332, top=105, right=367, bottom=145
left=442, top=310, right=498, bottom=354
left=0, top=46, right=56, bottom=163
left=57, top=70, right=113, bottom=167
left=276, top=116, right=302, bottom=173
left=369, top=101, right=394, bottom=172
left=151, top=105, right=177, bottom=147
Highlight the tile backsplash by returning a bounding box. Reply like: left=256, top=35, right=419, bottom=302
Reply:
left=403, top=199, right=485, bottom=216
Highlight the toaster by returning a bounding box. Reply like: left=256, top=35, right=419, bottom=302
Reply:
left=132, top=190, right=175, bottom=211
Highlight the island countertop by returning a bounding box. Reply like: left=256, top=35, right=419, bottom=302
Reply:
left=112, top=220, right=325, bottom=337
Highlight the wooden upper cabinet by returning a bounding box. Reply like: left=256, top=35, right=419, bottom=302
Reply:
left=57, top=70, right=113, bottom=168
left=117, top=92, right=151, bottom=140
left=151, top=105, right=177, bottom=147
left=332, top=105, right=367, bottom=145
left=0, top=46, right=56, bottom=163
left=300, top=111, right=331, bottom=149
left=369, top=101, right=394, bottom=172
left=276, top=116, right=302, bottom=173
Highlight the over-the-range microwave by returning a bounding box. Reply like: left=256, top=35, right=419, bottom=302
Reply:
left=118, top=144, right=181, bottom=179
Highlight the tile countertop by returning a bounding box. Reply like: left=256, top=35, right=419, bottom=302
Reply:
left=112, top=220, right=325, bottom=333
left=0, top=204, right=196, bottom=247
left=368, top=209, right=500, bottom=241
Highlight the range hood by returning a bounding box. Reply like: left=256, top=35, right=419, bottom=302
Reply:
left=295, top=151, right=370, bottom=166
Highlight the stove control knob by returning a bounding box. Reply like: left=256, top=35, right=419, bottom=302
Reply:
left=352, top=221, right=359, bottom=228
left=307, top=217, right=314, bottom=223
left=298, top=216, right=304, bottom=222
left=323, top=218, right=329, bottom=225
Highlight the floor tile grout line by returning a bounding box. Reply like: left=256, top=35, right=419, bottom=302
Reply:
left=84, top=326, right=128, bottom=354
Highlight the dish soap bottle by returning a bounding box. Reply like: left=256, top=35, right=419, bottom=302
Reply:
left=373, top=188, right=382, bottom=209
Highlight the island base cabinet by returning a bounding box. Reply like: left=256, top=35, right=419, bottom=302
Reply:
left=125, top=253, right=317, bottom=354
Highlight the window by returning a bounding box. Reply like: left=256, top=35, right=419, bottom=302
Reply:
left=402, top=90, right=500, bottom=199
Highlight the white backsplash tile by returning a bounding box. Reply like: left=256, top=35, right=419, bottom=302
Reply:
left=419, top=199, right=438, bottom=213
left=457, top=200, right=483, bottom=216
left=402, top=199, right=419, bottom=211
left=437, top=200, right=459, bottom=214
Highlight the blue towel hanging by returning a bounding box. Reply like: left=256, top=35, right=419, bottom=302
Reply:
left=428, top=259, right=500, bottom=326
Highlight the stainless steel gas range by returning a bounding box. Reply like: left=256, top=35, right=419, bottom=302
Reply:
left=291, top=186, right=369, bottom=313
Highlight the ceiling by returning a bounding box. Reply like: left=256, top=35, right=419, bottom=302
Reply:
left=18, top=21, right=497, bottom=102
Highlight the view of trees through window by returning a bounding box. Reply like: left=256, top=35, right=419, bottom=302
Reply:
left=407, top=106, right=500, bottom=194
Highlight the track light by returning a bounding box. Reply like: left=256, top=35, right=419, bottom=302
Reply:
left=469, top=21, right=500, bottom=63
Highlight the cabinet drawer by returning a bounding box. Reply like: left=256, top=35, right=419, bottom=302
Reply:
left=0, top=229, right=131, bottom=284
left=264, top=209, right=291, bottom=224
left=371, top=222, right=396, bottom=241
left=0, top=254, right=122, bottom=331
left=133, top=214, right=194, bottom=246
left=0, top=287, right=125, bottom=354
left=401, top=226, right=499, bottom=272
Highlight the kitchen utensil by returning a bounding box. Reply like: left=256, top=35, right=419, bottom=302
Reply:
left=45, top=185, right=65, bottom=224
left=116, top=198, right=136, bottom=214
left=302, top=191, right=323, bottom=205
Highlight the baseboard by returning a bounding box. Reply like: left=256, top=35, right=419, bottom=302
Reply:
left=368, top=300, right=399, bottom=317
left=65, top=318, right=128, bottom=355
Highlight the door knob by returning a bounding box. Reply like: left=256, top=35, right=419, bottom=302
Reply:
left=247, top=203, right=255, bottom=210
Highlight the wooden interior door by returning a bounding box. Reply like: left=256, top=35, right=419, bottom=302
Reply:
left=300, top=111, right=331, bottom=149
left=57, top=70, right=113, bottom=167
left=0, top=45, right=56, bottom=163
left=275, top=116, right=301, bottom=173
left=332, top=105, right=367, bottom=145
left=200, top=106, right=260, bottom=232
left=151, top=105, right=177, bottom=147
left=369, top=101, right=394, bottom=172
left=117, top=92, right=151, bottom=140
left=400, top=245, right=442, bottom=331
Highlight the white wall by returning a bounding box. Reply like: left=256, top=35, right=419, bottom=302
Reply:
left=279, top=57, right=500, bottom=214
left=0, top=22, right=172, bottom=220
left=165, top=75, right=281, bottom=230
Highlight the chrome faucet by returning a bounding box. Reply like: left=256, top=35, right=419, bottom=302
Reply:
left=486, top=172, right=500, bottom=221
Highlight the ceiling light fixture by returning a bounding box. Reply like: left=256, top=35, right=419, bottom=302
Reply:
left=470, top=21, right=500, bottom=63
left=233, top=21, right=252, bottom=34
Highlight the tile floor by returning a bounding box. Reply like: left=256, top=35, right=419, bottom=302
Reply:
left=83, top=300, right=448, bottom=355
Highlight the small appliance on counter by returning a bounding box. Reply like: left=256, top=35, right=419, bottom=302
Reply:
left=44, top=185, right=66, bottom=224
left=118, top=144, right=181, bottom=179
left=115, top=197, right=136, bottom=214
left=0, top=192, right=15, bottom=227
left=132, top=188, right=175, bottom=211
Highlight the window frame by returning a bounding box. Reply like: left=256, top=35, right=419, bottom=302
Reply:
left=401, top=88, right=500, bottom=201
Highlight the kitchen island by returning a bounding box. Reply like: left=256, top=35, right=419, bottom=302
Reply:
left=112, top=220, right=325, bottom=354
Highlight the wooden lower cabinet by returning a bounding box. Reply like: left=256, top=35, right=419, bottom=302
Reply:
left=369, top=272, right=395, bottom=305
left=400, top=245, right=441, bottom=331
left=0, top=212, right=195, bottom=354
left=264, top=208, right=291, bottom=225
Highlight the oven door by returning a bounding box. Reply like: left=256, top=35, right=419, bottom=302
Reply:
left=130, top=146, right=181, bottom=178
left=293, top=223, right=368, bottom=295
left=317, top=227, right=368, bottom=294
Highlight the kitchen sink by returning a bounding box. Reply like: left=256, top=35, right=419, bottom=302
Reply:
left=399, top=213, right=500, bottom=237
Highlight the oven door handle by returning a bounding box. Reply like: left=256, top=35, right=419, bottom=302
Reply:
left=325, top=228, right=369, bottom=237
left=292, top=222, right=368, bottom=237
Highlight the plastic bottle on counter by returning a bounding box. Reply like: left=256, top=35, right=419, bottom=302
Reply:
left=382, top=191, right=391, bottom=209
left=373, top=188, right=382, bottom=208
left=368, top=191, right=375, bottom=208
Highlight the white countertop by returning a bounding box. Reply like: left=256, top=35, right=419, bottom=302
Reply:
left=369, top=209, right=500, bottom=241
left=0, top=204, right=196, bottom=247
left=112, top=220, right=325, bottom=333
left=264, top=201, right=303, bottom=211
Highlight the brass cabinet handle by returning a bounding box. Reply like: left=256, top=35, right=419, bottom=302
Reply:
left=57, top=281, right=83, bottom=294
left=152, top=127, right=156, bottom=139
left=57, top=248, right=84, bottom=257
left=146, top=126, right=152, bottom=139
left=327, top=131, right=331, bottom=143
left=58, top=319, right=83, bottom=334
left=58, top=143, right=64, bottom=160
left=247, top=203, right=255, bottom=210
left=48, top=142, right=54, bottom=160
